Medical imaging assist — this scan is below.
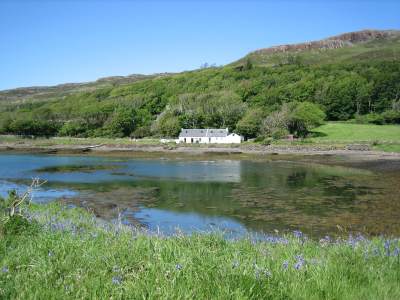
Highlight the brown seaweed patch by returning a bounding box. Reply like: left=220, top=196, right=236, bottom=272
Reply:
left=36, top=164, right=121, bottom=173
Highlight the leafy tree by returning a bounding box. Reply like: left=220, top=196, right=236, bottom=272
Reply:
left=8, top=119, right=60, bottom=137
left=101, top=107, right=137, bottom=137
left=236, top=108, right=265, bottom=139
left=262, top=102, right=325, bottom=139
left=131, top=125, right=151, bottom=139
left=58, top=121, right=88, bottom=137
left=261, top=104, right=291, bottom=139
left=289, top=102, right=326, bottom=137
left=152, top=112, right=181, bottom=137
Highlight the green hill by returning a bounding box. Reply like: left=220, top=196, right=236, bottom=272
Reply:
left=0, top=29, right=399, bottom=139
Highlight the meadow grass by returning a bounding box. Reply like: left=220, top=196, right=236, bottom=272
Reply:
left=1, top=202, right=400, bottom=299
left=309, top=122, right=400, bottom=143
left=288, top=122, right=400, bottom=152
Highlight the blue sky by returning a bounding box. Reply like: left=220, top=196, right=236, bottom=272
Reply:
left=0, top=0, right=399, bottom=90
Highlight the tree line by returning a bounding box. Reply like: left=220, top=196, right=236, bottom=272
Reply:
left=0, top=59, right=399, bottom=139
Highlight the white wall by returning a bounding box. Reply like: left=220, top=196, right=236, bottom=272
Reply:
left=178, top=134, right=242, bottom=144
left=224, top=133, right=243, bottom=144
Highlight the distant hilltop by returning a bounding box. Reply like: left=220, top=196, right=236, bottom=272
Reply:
left=1, top=28, right=399, bottom=101
left=250, top=29, right=400, bottom=55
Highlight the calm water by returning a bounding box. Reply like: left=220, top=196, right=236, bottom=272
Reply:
left=1, top=153, right=399, bottom=237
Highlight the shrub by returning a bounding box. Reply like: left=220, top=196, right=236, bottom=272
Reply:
left=152, top=112, right=181, bottom=137
left=261, top=102, right=325, bottom=139
left=101, top=108, right=137, bottom=137
left=58, top=121, right=88, bottom=137
left=7, top=119, right=60, bottom=137
left=1, top=215, right=39, bottom=236
left=130, top=125, right=151, bottom=139
left=354, top=113, right=382, bottom=124
left=261, top=104, right=291, bottom=138
left=272, top=128, right=290, bottom=139
left=236, top=108, right=265, bottom=139
left=289, top=102, right=326, bottom=137
left=380, top=110, right=400, bottom=124
left=354, top=110, right=400, bottom=125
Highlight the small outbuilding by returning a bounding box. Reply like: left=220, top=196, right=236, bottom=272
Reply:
left=177, top=128, right=243, bottom=144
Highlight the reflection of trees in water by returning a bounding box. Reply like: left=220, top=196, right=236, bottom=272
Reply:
left=151, top=180, right=239, bottom=216
left=55, top=160, right=399, bottom=237
left=231, top=161, right=394, bottom=235
left=286, top=171, right=307, bottom=188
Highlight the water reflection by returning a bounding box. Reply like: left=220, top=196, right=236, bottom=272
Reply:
left=126, top=206, right=248, bottom=236
left=0, top=153, right=399, bottom=237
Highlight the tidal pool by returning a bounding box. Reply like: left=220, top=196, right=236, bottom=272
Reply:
left=0, top=153, right=399, bottom=237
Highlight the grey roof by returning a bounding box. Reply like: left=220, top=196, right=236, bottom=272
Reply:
left=179, top=128, right=228, bottom=138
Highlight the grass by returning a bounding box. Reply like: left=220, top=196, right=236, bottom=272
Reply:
left=272, top=122, right=400, bottom=152
left=1, top=202, right=400, bottom=299
left=309, top=122, right=400, bottom=143
left=306, top=122, right=400, bottom=153
left=373, top=144, right=400, bottom=153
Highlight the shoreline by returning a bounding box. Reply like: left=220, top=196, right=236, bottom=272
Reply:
left=1, top=141, right=400, bottom=159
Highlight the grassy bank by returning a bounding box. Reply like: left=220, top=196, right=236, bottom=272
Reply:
left=1, top=202, right=400, bottom=299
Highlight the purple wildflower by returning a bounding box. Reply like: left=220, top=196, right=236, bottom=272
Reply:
left=393, top=247, right=400, bottom=257
left=384, top=240, right=391, bottom=256
left=48, top=251, right=54, bottom=257
left=294, top=261, right=304, bottom=270
left=112, top=265, right=120, bottom=273
left=373, top=247, right=380, bottom=256
left=264, top=235, right=288, bottom=244
left=232, top=261, right=240, bottom=269
left=2, top=266, right=9, bottom=273
left=294, top=254, right=304, bottom=261
left=264, top=270, right=272, bottom=278
left=175, top=264, right=183, bottom=270
left=293, top=230, right=303, bottom=239
left=294, top=254, right=305, bottom=270
left=282, top=261, right=289, bottom=269
left=112, top=276, right=122, bottom=285
left=348, top=235, right=357, bottom=248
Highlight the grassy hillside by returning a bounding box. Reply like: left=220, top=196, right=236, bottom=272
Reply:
left=235, top=29, right=400, bottom=67
left=0, top=73, right=171, bottom=104
left=0, top=30, right=399, bottom=139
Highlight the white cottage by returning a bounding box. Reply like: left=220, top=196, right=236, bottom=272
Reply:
left=177, top=128, right=243, bottom=144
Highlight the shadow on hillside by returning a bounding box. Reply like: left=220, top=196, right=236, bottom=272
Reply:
left=308, top=131, right=327, bottom=138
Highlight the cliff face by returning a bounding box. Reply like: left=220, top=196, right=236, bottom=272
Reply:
left=252, top=30, right=400, bottom=55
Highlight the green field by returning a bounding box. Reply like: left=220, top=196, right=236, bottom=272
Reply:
left=1, top=202, right=400, bottom=299
left=310, top=122, right=400, bottom=143
left=305, top=122, right=400, bottom=152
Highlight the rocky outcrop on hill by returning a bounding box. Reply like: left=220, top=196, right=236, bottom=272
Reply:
left=252, top=29, right=400, bottom=55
